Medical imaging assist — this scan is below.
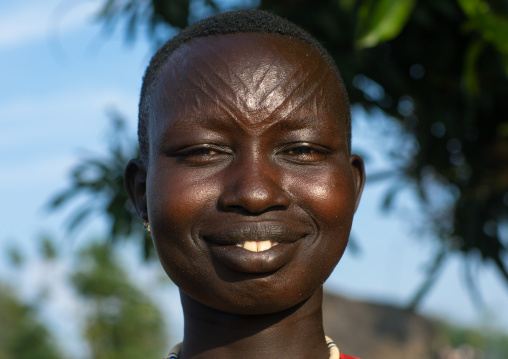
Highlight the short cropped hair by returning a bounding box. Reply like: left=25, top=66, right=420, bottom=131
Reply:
left=138, top=9, right=351, bottom=166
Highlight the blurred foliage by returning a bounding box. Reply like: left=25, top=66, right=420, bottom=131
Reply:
left=355, top=0, right=417, bottom=49
left=7, top=247, right=24, bottom=268
left=71, top=241, right=166, bottom=359
left=437, top=321, right=508, bottom=358
left=0, top=284, right=64, bottom=359
left=48, top=112, right=155, bottom=259
left=50, top=0, right=508, bottom=307
left=40, top=236, right=57, bottom=261
left=1, top=237, right=168, bottom=359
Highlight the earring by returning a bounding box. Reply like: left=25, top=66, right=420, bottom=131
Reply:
left=143, top=222, right=151, bottom=234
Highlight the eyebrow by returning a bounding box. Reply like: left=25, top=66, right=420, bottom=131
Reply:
left=164, top=113, right=323, bottom=137
left=267, top=115, right=319, bottom=131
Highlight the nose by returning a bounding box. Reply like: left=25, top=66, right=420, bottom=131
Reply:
left=218, top=157, right=291, bottom=214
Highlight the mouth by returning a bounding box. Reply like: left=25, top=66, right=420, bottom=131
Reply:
left=202, top=222, right=309, bottom=273
left=202, top=222, right=305, bottom=246
left=236, top=240, right=279, bottom=252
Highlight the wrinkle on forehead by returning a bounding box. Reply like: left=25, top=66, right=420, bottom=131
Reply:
left=153, top=33, right=345, bottom=132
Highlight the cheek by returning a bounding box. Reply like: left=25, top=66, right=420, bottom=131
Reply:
left=289, top=167, right=357, bottom=273
left=294, top=168, right=357, bottom=228
left=145, top=167, right=219, bottom=277
left=146, top=167, right=217, bottom=228
left=145, top=168, right=219, bottom=289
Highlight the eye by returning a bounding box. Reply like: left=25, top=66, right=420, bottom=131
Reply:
left=186, top=148, right=220, bottom=156
left=171, top=145, right=230, bottom=165
left=282, top=144, right=328, bottom=163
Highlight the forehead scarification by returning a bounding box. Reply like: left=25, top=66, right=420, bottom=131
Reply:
left=162, top=55, right=239, bottom=122
left=138, top=11, right=353, bottom=166
left=153, top=33, right=343, bottom=134
left=262, top=63, right=331, bottom=126
left=198, top=39, right=251, bottom=97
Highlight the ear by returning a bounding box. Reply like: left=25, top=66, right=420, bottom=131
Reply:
left=124, top=158, right=148, bottom=221
left=350, top=154, right=365, bottom=212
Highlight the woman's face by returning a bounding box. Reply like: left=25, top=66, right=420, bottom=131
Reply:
left=139, top=33, right=364, bottom=314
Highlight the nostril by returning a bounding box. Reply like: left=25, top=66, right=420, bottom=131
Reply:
left=218, top=173, right=291, bottom=214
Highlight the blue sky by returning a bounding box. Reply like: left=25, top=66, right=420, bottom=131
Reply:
left=1, top=0, right=508, bottom=354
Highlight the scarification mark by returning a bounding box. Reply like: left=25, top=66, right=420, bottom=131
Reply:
left=158, top=39, right=334, bottom=135
left=252, top=55, right=278, bottom=94
left=253, top=60, right=297, bottom=108
left=189, top=55, right=243, bottom=109
left=164, top=56, right=238, bottom=122
left=200, top=41, right=251, bottom=95
left=263, top=64, right=330, bottom=127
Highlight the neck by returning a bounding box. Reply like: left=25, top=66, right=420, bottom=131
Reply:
left=178, top=287, right=329, bottom=359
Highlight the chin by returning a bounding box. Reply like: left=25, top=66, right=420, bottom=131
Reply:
left=177, top=269, right=327, bottom=317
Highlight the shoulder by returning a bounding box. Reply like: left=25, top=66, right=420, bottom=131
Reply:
left=340, top=355, right=360, bottom=359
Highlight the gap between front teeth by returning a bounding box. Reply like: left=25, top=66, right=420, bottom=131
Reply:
left=237, top=241, right=278, bottom=252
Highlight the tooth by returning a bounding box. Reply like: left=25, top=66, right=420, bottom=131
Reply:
left=243, top=241, right=258, bottom=252
left=257, top=241, right=272, bottom=252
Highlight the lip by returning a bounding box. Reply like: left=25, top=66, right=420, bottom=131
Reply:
left=202, top=222, right=309, bottom=273
left=202, top=222, right=306, bottom=245
left=209, top=242, right=298, bottom=273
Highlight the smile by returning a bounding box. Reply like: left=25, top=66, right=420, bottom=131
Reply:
left=202, top=222, right=307, bottom=246
left=202, top=221, right=310, bottom=273
left=237, top=240, right=279, bottom=252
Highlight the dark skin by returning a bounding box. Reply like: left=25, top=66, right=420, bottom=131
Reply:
left=125, top=33, right=365, bottom=359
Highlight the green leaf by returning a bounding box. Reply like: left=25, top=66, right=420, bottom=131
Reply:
left=356, top=0, right=416, bottom=49
left=463, top=38, right=486, bottom=96
left=337, top=0, right=355, bottom=12
left=457, top=0, right=508, bottom=54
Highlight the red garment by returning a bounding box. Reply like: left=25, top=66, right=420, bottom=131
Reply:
left=340, top=355, right=360, bottom=359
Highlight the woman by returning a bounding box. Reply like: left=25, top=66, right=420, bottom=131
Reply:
left=125, top=10, right=365, bottom=359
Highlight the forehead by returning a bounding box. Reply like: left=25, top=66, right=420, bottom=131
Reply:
left=150, top=32, right=347, bottom=133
